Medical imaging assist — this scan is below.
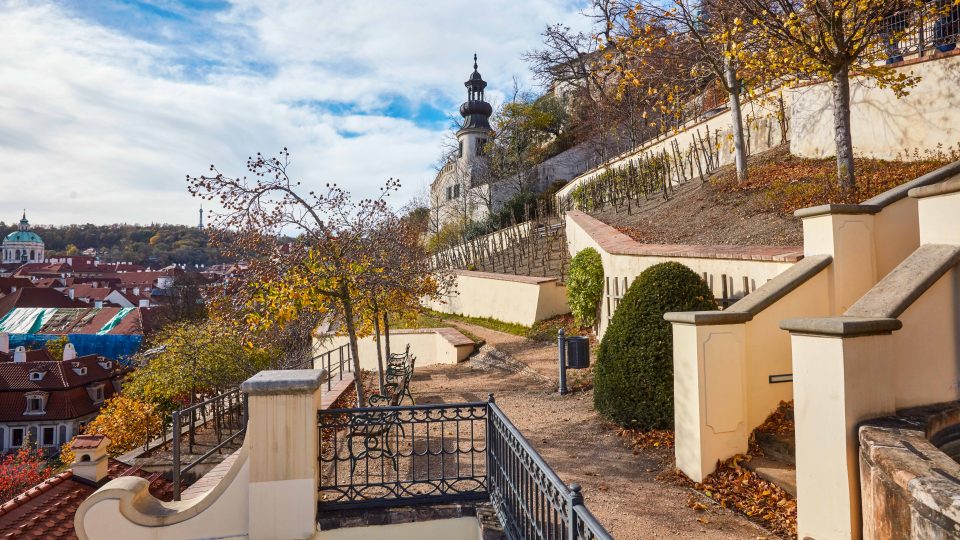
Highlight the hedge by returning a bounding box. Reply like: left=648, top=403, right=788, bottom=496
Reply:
left=593, top=261, right=717, bottom=428
left=566, top=248, right=604, bottom=327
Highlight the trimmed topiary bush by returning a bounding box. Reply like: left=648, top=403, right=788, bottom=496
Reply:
left=593, top=261, right=717, bottom=428
left=566, top=248, right=604, bottom=327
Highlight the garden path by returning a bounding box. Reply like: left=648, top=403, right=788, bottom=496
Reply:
left=412, top=320, right=772, bottom=540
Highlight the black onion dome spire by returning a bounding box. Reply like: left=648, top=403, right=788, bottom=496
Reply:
left=459, top=53, right=492, bottom=131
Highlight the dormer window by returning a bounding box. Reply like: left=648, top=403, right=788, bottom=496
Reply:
left=24, top=391, right=48, bottom=415
left=28, top=371, right=45, bottom=381
left=87, top=383, right=105, bottom=404
left=97, top=360, right=112, bottom=370
left=72, top=362, right=87, bottom=376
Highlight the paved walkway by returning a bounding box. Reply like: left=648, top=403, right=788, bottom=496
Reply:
left=413, top=320, right=771, bottom=540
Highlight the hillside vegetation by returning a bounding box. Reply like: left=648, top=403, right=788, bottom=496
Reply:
left=0, top=223, right=226, bottom=267
left=594, top=145, right=955, bottom=247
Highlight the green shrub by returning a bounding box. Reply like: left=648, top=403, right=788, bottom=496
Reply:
left=566, top=248, right=604, bottom=327
left=593, top=262, right=717, bottom=428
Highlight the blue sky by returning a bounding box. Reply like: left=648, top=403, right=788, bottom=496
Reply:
left=0, top=0, right=590, bottom=225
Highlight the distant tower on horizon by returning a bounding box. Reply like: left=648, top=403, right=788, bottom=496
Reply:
left=199, top=205, right=204, bottom=230
left=2, top=211, right=44, bottom=264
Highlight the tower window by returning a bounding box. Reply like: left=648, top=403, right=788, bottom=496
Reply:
left=453, top=184, right=461, bottom=199
left=477, top=139, right=487, bottom=156
left=446, top=186, right=453, bottom=200
left=458, top=140, right=463, bottom=158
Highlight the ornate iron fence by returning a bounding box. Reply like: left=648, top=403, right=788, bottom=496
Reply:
left=317, top=397, right=613, bottom=539
left=318, top=401, right=488, bottom=509
left=879, top=2, right=960, bottom=60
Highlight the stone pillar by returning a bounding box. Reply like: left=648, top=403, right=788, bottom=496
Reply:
left=667, top=312, right=750, bottom=482
left=241, top=370, right=325, bottom=540
left=796, top=205, right=879, bottom=314
left=781, top=317, right=899, bottom=540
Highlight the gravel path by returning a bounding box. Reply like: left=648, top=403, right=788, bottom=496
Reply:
left=412, top=321, right=772, bottom=540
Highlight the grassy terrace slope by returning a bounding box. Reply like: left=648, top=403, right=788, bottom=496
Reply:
left=589, top=144, right=954, bottom=247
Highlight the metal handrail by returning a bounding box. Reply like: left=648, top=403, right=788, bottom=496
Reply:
left=172, top=388, right=247, bottom=500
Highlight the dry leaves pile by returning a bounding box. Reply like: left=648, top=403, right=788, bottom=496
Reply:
left=749, top=400, right=794, bottom=455
left=618, top=428, right=675, bottom=449
left=691, top=455, right=798, bottom=539
left=713, top=146, right=954, bottom=215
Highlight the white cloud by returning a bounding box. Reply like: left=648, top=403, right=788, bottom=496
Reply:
left=0, top=0, right=590, bottom=226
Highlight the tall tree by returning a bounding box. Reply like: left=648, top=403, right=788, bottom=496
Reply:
left=189, top=149, right=445, bottom=405
left=726, top=0, right=923, bottom=190
left=608, top=0, right=754, bottom=181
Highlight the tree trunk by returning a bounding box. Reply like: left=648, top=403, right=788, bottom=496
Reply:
left=382, top=311, right=391, bottom=362
left=372, top=303, right=385, bottom=395
left=832, top=65, right=856, bottom=191
left=339, top=290, right=365, bottom=406
left=724, top=57, right=748, bottom=182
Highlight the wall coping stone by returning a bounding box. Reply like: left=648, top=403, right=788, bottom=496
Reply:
left=567, top=210, right=803, bottom=262
left=846, top=244, right=960, bottom=319
left=241, top=370, right=326, bottom=395
left=793, top=203, right=880, bottom=218
left=909, top=175, right=960, bottom=199
left=382, top=327, right=476, bottom=348
left=779, top=316, right=902, bottom=337
left=665, top=254, right=832, bottom=325
left=451, top=269, right=559, bottom=285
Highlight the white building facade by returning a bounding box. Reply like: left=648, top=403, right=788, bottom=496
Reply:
left=2, top=212, right=44, bottom=265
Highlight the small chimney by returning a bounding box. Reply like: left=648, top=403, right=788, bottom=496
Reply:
left=10, top=286, right=16, bottom=293
left=0, top=333, right=9, bottom=354
left=133, top=287, right=140, bottom=296
left=70, top=435, right=111, bottom=485
left=13, top=346, right=26, bottom=363
left=62, top=342, right=77, bottom=361
left=68, top=288, right=75, bottom=300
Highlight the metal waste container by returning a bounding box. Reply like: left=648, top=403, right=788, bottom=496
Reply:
left=565, top=336, right=590, bottom=369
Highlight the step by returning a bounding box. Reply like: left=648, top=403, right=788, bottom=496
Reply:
left=746, top=456, right=797, bottom=497
left=755, top=430, right=795, bottom=466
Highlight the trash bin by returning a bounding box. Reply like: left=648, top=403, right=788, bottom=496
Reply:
left=565, top=336, right=590, bottom=369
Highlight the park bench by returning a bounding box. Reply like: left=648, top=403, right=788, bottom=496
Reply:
left=346, top=346, right=416, bottom=473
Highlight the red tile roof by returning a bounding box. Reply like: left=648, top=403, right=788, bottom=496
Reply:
left=0, top=460, right=174, bottom=539
left=0, top=355, right=128, bottom=422
left=70, top=435, right=105, bottom=450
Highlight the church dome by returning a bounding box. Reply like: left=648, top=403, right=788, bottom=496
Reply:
left=4, top=230, right=43, bottom=244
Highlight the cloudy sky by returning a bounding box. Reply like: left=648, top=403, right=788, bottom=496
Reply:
left=0, top=0, right=590, bottom=226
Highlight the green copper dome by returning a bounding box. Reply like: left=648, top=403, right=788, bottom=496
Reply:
left=4, top=230, right=43, bottom=244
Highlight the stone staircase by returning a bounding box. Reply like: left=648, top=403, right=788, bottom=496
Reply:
left=747, top=429, right=797, bottom=497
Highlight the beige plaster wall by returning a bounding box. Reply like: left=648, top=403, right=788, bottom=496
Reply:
left=890, top=268, right=960, bottom=408
left=790, top=54, right=960, bottom=161
left=316, top=517, right=481, bottom=540
left=425, top=272, right=570, bottom=327
left=77, top=452, right=250, bottom=540
left=791, top=334, right=896, bottom=540
left=318, top=330, right=474, bottom=371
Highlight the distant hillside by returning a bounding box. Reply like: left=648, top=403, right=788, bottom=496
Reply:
left=0, top=223, right=228, bottom=268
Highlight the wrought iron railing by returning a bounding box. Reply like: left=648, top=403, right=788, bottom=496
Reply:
left=172, top=388, right=247, bottom=500
left=879, top=2, right=960, bottom=60
left=317, top=397, right=613, bottom=539
left=287, top=343, right=354, bottom=391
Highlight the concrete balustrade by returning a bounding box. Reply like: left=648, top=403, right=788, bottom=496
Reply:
left=666, top=255, right=833, bottom=481
left=780, top=172, right=960, bottom=540
left=74, top=369, right=326, bottom=540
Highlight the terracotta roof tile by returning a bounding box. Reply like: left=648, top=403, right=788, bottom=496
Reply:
left=69, top=435, right=105, bottom=450
left=0, top=459, right=174, bottom=540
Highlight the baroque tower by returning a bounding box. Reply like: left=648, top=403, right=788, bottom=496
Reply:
left=456, top=54, right=493, bottom=173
